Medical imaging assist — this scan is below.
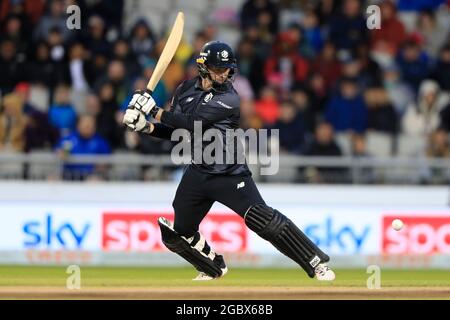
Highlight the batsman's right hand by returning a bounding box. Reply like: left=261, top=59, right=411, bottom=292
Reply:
left=128, top=89, right=156, bottom=115
left=123, top=108, right=147, bottom=132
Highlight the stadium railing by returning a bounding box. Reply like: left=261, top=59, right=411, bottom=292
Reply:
left=1, top=151, right=450, bottom=184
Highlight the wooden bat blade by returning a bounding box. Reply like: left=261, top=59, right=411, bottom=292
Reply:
left=147, top=12, right=184, bottom=92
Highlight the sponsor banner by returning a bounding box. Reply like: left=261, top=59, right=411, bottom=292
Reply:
left=382, top=213, right=450, bottom=255
left=102, top=212, right=248, bottom=253
left=0, top=205, right=99, bottom=250
left=248, top=206, right=379, bottom=255
left=1, top=204, right=449, bottom=257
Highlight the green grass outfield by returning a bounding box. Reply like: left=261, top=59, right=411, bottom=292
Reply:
left=0, top=265, right=449, bottom=288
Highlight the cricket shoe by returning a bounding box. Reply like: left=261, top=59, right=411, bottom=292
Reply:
left=314, top=263, right=335, bottom=281
left=192, top=266, right=228, bottom=281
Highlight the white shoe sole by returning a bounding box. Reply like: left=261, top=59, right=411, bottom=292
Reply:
left=192, top=267, right=228, bottom=281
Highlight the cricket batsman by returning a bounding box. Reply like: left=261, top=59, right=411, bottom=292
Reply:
left=122, top=41, right=335, bottom=281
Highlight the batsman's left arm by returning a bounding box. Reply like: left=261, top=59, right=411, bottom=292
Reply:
left=154, top=104, right=236, bottom=131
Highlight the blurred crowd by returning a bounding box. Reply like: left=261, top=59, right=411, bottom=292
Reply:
left=0, top=0, right=450, bottom=182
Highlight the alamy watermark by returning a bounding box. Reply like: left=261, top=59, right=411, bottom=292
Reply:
left=366, top=265, right=381, bottom=289
left=366, top=5, right=381, bottom=30
left=66, top=265, right=81, bottom=289
left=66, top=5, right=81, bottom=30
left=170, top=122, right=279, bottom=175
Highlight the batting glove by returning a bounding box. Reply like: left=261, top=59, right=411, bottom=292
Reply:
left=128, top=89, right=156, bottom=115
left=123, top=108, right=148, bottom=132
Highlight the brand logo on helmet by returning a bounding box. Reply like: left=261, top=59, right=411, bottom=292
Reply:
left=221, top=50, right=229, bottom=61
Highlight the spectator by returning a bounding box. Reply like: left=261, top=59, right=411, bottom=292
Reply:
left=14, top=82, right=58, bottom=151
left=242, top=23, right=273, bottom=61
left=325, top=77, right=368, bottom=134
left=290, top=85, right=315, bottom=133
left=427, top=129, right=450, bottom=158
left=303, top=122, right=346, bottom=183
left=310, top=42, right=341, bottom=91
left=34, top=0, right=72, bottom=42
left=355, top=43, right=383, bottom=87
left=56, top=114, right=111, bottom=180
left=306, top=72, right=329, bottom=114
left=430, top=44, right=450, bottom=91
left=88, top=0, right=124, bottom=31
left=46, top=26, right=66, bottom=63
left=397, top=0, right=447, bottom=11
left=264, top=31, right=309, bottom=93
left=396, top=39, right=431, bottom=91
left=365, top=87, right=398, bottom=134
left=240, top=0, right=279, bottom=36
left=95, top=60, right=130, bottom=107
left=351, top=134, right=374, bottom=182
left=240, top=100, right=263, bottom=130
left=82, top=15, right=110, bottom=57
left=1, top=14, right=28, bottom=58
left=27, top=41, right=61, bottom=90
left=285, top=23, right=315, bottom=59
left=201, top=23, right=217, bottom=43
left=338, top=48, right=380, bottom=90
left=402, top=80, right=449, bottom=137
left=0, top=93, right=27, bottom=152
left=84, top=51, right=108, bottom=87
left=328, top=0, right=367, bottom=50
left=301, top=9, right=323, bottom=55
left=270, top=100, right=306, bottom=154
left=233, top=75, right=255, bottom=104
left=304, top=122, right=342, bottom=157
left=370, top=1, right=407, bottom=56
left=0, top=39, right=25, bottom=94
left=236, top=37, right=266, bottom=96
left=382, top=63, right=414, bottom=115
left=129, top=18, right=156, bottom=67
left=314, top=0, right=341, bottom=26
left=112, top=38, right=140, bottom=79
left=425, top=129, right=450, bottom=183
left=48, top=83, right=77, bottom=136
left=97, top=82, right=122, bottom=149
left=67, top=42, right=90, bottom=93
left=439, top=102, right=450, bottom=132
left=417, top=10, right=449, bottom=57
left=254, top=86, right=280, bottom=125
left=351, top=134, right=368, bottom=157
left=0, top=0, right=44, bottom=31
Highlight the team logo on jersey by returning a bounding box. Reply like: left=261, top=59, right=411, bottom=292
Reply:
left=221, top=50, right=229, bottom=61
left=204, top=92, right=213, bottom=103
left=186, top=97, right=194, bottom=103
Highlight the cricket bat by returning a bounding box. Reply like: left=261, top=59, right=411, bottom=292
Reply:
left=147, top=12, right=185, bottom=93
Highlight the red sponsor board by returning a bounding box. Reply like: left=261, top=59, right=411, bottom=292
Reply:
left=382, top=215, right=450, bottom=254
left=102, top=212, right=248, bottom=252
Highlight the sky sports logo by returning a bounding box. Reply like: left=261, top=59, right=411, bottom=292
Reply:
left=20, top=212, right=248, bottom=251
left=102, top=212, right=248, bottom=252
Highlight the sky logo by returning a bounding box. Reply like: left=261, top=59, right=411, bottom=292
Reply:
left=23, top=214, right=90, bottom=249
left=304, top=216, right=371, bottom=254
